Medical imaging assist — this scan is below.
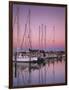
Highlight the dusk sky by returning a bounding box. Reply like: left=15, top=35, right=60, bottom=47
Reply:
left=13, top=4, right=65, bottom=51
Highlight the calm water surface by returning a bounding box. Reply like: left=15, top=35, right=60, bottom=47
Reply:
left=13, top=58, right=65, bottom=87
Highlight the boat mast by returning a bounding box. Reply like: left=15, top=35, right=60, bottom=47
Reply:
left=28, top=9, right=32, bottom=50
left=41, top=24, right=43, bottom=50
left=45, top=25, right=46, bottom=51
left=53, top=25, right=55, bottom=52
left=17, top=7, right=19, bottom=51
left=39, top=25, right=40, bottom=50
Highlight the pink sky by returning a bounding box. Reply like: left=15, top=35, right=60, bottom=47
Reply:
left=13, top=4, right=65, bottom=51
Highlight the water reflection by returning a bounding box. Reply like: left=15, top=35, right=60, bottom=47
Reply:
left=13, top=57, right=65, bottom=87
